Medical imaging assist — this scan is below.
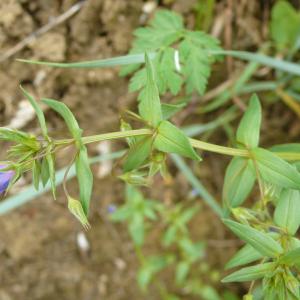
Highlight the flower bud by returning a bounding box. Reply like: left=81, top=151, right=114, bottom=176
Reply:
left=67, top=196, right=90, bottom=230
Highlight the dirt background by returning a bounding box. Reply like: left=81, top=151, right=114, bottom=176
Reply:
left=0, top=0, right=299, bottom=299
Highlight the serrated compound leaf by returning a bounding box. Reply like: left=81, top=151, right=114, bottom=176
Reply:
left=129, top=68, right=146, bottom=93
left=75, top=146, right=93, bottom=215
left=42, top=98, right=83, bottom=146
left=225, top=243, right=263, bottom=270
left=279, top=247, right=300, bottom=266
left=274, top=189, right=300, bottom=235
left=223, top=219, right=283, bottom=257
left=154, top=120, right=201, bottom=160
left=124, top=137, right=152, bottom=172
left=159, top=48, right=183, bottom=95
left=223, top=157, right=256, bottom=209
left=138, top=54, right=162, bottom=127
left=20, top=86, right=48, bottom=138
left=131, top=10, right=183, bottom=52
left=67, top=196, right=90, bottom=230
left=222, top=263, right=275, bottom=283
left=253, top=147, right=300, bottom=190
left=179, top=31, right=221, bottom=95
left=236, top=94, right=261, bottom=148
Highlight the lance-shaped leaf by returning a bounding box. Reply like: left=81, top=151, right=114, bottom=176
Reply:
left=279, top=247, right=300, bottom=266
left=253, top=147, right=300, bottom=190
left=46, top=153, right=56, bottom=199
left=222, top=157, right=256, bottom=209
left=225, top=243, right=263, bottom=270
left=75, top=146, right=93, bottom=215
left=154, top=120, right=201, bottom=160
left=236, top=94, right=261, bottom=148
left=40, top=156, right=50, bottom=187
left=223, top=219, right=283, bottom=257
left=42, top=98, right=83, bottom=146
left=124, top=137, right=153, bottom=172
left=222, top=263, right=275, bottom=283
left=20, top=86, right=48, bottom=139
left=138, top=54, right=162, bottom=127
left=161, top=102, right=186, bottom=120
left=32, top=160, right=41, bottom=191
left=274, top=189, right=300, bottom=235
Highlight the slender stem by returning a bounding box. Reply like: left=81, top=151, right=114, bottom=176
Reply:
left=189, top=138, right=248, bottom=157
left=81, top=128, right=153, bottom=144
left=54, top=128, right=300, bottom=161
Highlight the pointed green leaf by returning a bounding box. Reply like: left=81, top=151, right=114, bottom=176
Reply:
left=40, top=157, right=50, bottom=187
left=223, top=219, right=283, bottom=257
left=225, top=243, right=263, bottom=270
left=236, top=94, right=261, bottom=148
left=20, top=86, right=48, bottom=138
left=124, top=137, right=152, bottom=172
left=279, top=247, right=300, bottom=266
left=138, top=54, right=162, bottom=127
left=46, top=153, right=56, bottom=199
left=32, top=160, right=41, bottom=191
left=42, top=98, right=83, bottom=146
left=222, top=157, right=256, bottom=209
left=253, top=147, right=300, bottom=189
left=271, top=1, right=300, bottom=51
left=274, top=189, right=300, bottom=235
left=154, top=120, right=201, bottom=160
left=222, top=263, right=274, bottom=283
left=161, top=102, right=186, bottom=120
left=75, top=145, right=93, bottom=215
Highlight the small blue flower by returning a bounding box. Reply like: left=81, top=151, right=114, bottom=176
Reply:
left=0, top=165, right=15, bottom=193
left=107, top=204, right=117, bottom=214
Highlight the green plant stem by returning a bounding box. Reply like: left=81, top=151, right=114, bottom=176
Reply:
left=54, top=128, right=300, bottom=161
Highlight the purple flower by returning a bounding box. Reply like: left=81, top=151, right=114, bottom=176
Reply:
left=0, top=165, right=15, bottom=193
left=107, top=204, right=117, bottom=214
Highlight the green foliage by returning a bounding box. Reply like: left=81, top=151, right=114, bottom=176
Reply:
left=236, top=94, right=261, bottom=149
left=75, top=146, right=93, bottom=215
left=42, top=98, right=93, bottom=217
left=225, top=243, right=263, bottom=270
left=138, top=54, right=163, bottom=127
left=123, top=137, right=153, bottom=172
left=42, top=98, right=83, bottom=145
left=222, top=157, right=256, bottom=209
left=271, top=1, right=300, bottom=52
left=223, top=219, right=283, bottom=257
left=3, top=6, right=300, bottom=300
left=121, top=9, right=222, bottom=96
left=154, top=121, right=201, bottom=161
left=253, top=147, right=300, bottom=189
left=222, top=263, right=275, bottom=283
left=111, top=185, right=161, bottom=246
left=274, top=189, right=300, bottom=235
left=20, top=86, right=49, bottom=139
left=46, top=153, right=56, bottom=199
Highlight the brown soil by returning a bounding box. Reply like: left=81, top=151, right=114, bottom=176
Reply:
left=0, top=1, right=298, bottom=299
